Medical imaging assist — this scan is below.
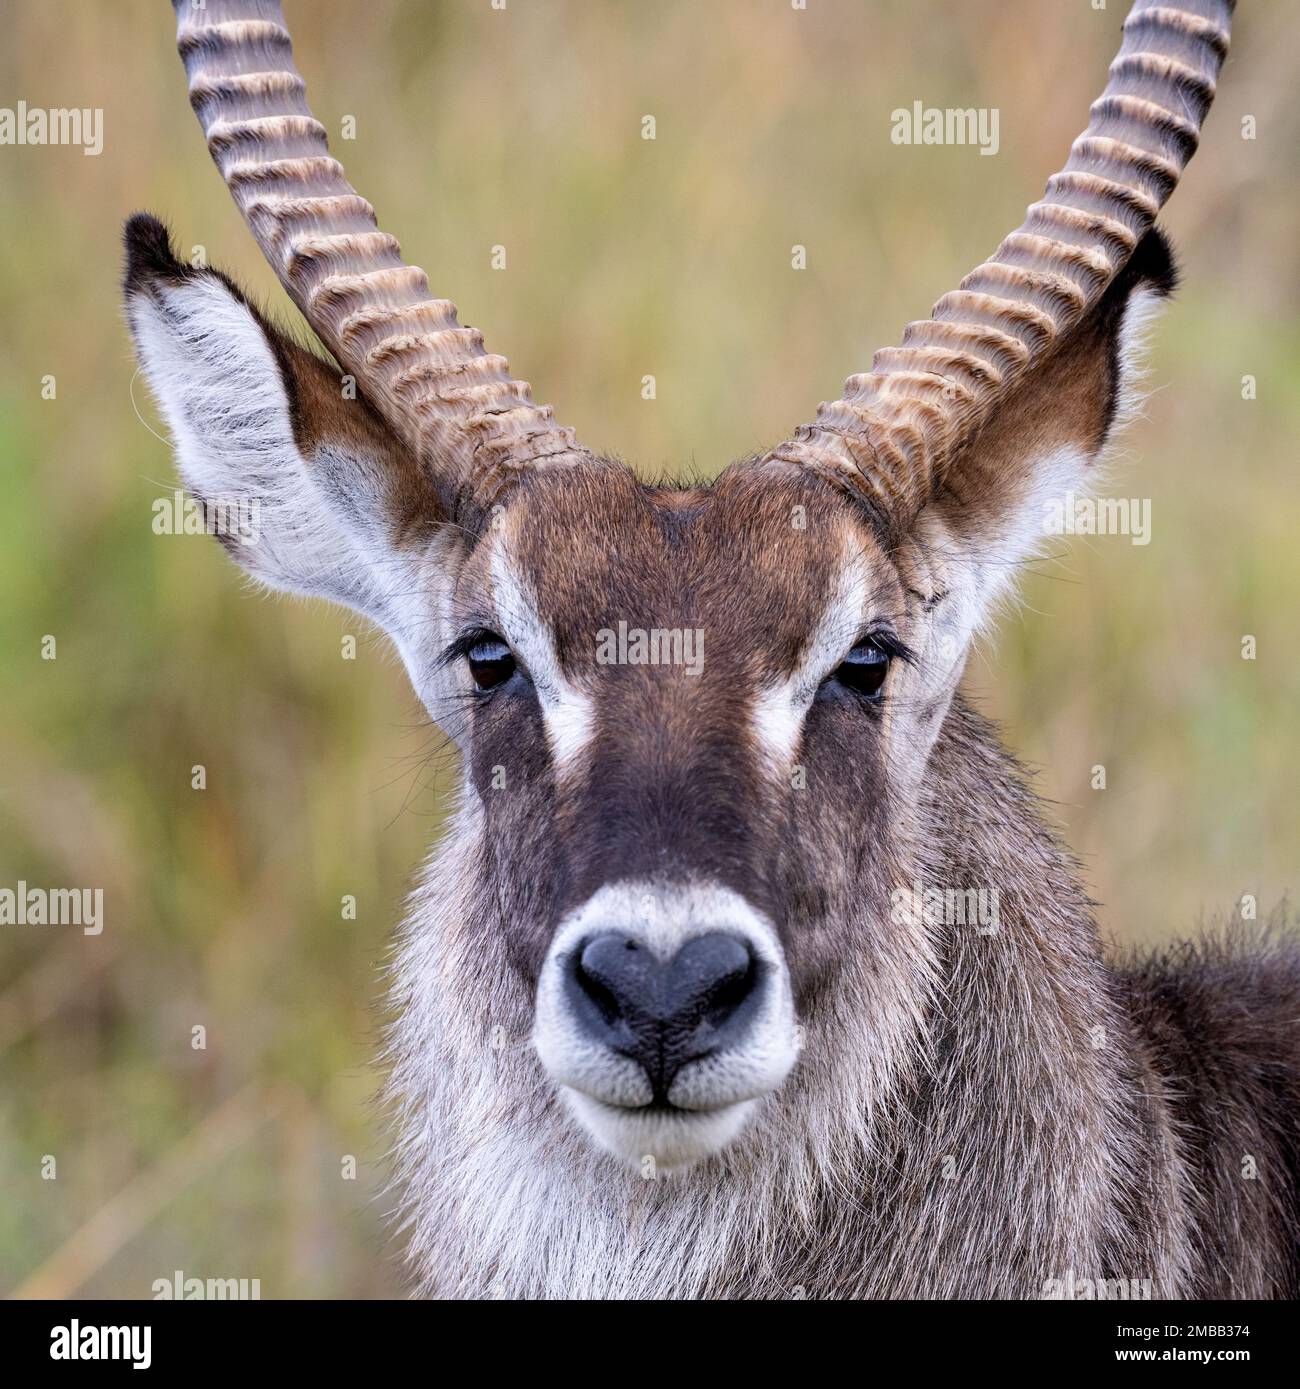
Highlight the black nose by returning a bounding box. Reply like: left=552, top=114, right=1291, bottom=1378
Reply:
left=568, top=932, right=762, bottom=1100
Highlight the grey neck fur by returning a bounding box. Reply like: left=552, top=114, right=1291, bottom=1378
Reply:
left=384, top=696, right=1209, bottom=1299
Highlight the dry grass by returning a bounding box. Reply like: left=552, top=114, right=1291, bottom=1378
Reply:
left=0, top=0, right=1295, bottom=1297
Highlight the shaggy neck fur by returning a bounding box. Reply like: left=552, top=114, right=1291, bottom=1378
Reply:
left=384, top=695, right=1208, bottom=1299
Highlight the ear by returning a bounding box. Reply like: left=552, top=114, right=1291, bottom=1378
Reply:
left=124, top=214, right=456, bottom=699
left=912, top=227, right=1177, bottom=646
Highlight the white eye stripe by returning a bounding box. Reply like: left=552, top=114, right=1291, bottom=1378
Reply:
left=488, top=547, right=597, bottom=769
left=750, top=550, right=873, bottom=771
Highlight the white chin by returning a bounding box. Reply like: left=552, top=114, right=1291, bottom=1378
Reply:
left=563, top=1090, right=759, bottom=1171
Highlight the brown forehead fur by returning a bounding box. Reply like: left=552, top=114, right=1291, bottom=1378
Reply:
left=464, top=460, right=907, bottom=681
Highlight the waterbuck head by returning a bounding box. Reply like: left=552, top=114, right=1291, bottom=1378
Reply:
left=127, top=0, right=1229, bottom=1177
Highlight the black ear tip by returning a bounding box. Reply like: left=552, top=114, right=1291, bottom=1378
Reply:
left=1131, top=225, right=1179, bottom=300
left=123, top=212, right=190, bottom=292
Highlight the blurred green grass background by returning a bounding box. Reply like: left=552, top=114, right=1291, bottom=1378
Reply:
left=1, top=0, right=1296, bottom=1297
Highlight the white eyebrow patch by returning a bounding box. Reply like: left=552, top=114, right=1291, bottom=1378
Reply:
left=749, top=549, right=872, bottom=772
left=489, top=546, right=596, bottom=769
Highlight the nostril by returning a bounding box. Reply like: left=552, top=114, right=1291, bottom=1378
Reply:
left=572, top=933, right=656, bottom=1034
left=701, top=955, right=758, bottom=1028
left=574, top=955, right=624, bottom=1027
left=668, top=933, right=759, bottom=1034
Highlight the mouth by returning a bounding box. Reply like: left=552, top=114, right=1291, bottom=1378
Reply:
left=561, top=1089, right=761, bottom=1171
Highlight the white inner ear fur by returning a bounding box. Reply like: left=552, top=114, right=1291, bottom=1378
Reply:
left=1109, top=285, right=1166, bottom=444
left=130, top=275, right=381, bottom=609
left=916, top=284, right=1167, bottom=659
left=129, top=273, right=455, bottom=720
left=489, top=545, right=596, bottom=769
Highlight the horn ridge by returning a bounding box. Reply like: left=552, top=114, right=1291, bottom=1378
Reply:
left=767, top=0, right=1233, bottom=518
left=172, top=0, right=588, bottom=516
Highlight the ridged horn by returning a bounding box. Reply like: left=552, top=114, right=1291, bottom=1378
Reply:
left=172, top=0, right=589, bottom=514
left=768, top=0, right=1234, bottom=522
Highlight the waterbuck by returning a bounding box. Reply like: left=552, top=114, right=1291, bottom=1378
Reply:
left=126, top=0, right=1298, bottom=1298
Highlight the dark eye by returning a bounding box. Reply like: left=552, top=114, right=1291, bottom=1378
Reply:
left=831, top=639, right=891, bottom=699
left=466, top=635, right=516, bottom=691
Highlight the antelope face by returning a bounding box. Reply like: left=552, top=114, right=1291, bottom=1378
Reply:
left=133, top=0, right=1224, bottom=1178
left=449, top=464, right=926, bottom=1168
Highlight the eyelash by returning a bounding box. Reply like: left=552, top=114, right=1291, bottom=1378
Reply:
left=440, top=626, right=504, bottom=668
left=858, top=630, right=915, bottom=666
